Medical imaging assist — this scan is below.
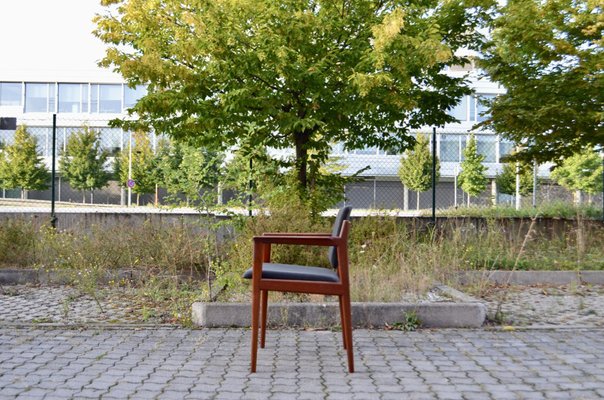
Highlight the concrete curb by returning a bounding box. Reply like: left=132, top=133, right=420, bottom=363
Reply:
left=192, top=289, right=487, bottom=329
left=457, top=270, right=604, bottom=286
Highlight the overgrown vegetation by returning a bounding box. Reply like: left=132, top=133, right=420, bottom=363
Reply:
left=1, top=209, right=603, bottom=324
left=432, top=202, right=603, bottom=220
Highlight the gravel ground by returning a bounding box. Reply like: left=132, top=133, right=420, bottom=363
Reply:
left=2, top=283, right=604, bottom=327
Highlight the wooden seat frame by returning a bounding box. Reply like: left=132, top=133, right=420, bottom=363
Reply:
left=250, top=220, right=354, bottom=373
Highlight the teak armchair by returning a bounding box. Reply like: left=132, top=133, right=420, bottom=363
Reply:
left=242, top=206, right=354, bottom=373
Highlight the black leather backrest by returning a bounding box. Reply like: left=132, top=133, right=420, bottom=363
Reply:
left=328, top=206, right=352, bottom=269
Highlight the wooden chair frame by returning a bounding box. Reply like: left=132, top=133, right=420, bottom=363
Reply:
left=249, top=220, right=354, bottom=373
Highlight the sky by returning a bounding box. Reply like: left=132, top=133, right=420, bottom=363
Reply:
left=0, top=0, right=119, bottom=79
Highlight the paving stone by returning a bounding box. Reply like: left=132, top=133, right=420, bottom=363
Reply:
left=1, top=283, right=604, bottom=400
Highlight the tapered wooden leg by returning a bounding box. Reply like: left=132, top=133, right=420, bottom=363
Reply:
left=341, top=293, right=354, bottom=373
left=260, top=290, right=268, bottom=348
left=339, top=296, right=347, bottom=350
left=251, top=286, right=261, bottom=373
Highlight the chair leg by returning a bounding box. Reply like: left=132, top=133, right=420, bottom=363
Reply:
left=260, top=290, right=268, bottom=348
left=251, top=286, right=261, bottom=373
left=341, top=293, right=354, bottom=373
left=339, top=296, right=347, bottom=350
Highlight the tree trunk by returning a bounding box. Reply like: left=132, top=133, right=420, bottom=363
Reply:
left=136, top=193, right=140, bottom=206
left=416, top=191, right=420, bottom=211
left=467, top=195, right=471, bottom=207
left=90, top=190, right=94, bottom=204
left=293, top=130, right=311, bottom=194
left=574, top=190, right=583, bottom=205
left=82, top=193, right=86, bottom=203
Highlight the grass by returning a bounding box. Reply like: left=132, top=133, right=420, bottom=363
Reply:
left=431, top=201, right=603, bottom=219
left=0, top=211, right=603, bottom=325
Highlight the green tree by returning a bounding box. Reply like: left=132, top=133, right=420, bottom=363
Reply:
left=0, top=125, right=49, bottom=199
left=222, top=145, right=283, bottom=207
left=458, top=134, right=488, bottom=205
left=496, top=161, right=534, bottom=197
left=59, top=126, right=111, bottom=204
left=95, top=0, right=492, bottom=199
left=116, top=131, right=156, bottom=205
left=155, top=140, right=224, bottom=208
left=478, top=0, right=603, bottom=163
left=550, top=149, right=604, bottom=204
left=398, top=134, right=440, bottom=210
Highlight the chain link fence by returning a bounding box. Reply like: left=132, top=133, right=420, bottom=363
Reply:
left=0, top=117, right=603, bottom=218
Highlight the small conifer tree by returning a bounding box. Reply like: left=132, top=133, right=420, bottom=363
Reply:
left=59, top=126, right=110, bottom=203
left=551, top=149, right=603, bottom=204
left=496, top=161, right=534, bottom=197
left=398, top=134, right=440, bottom=210
left=0, top=125, right=49, bottom=199
left=458, top=134, right=488, bottom=206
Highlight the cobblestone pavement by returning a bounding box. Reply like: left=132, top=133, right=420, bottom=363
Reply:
left=3, top=283, right=604, bottom=328
left=1, top=327, right=604, bottom=399
left=0, top=285, right=148, bottom=325
left=478, top=284, right=604, bottom=327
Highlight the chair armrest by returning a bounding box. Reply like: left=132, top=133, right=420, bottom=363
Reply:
left=253, top=235, right=340, bottom=246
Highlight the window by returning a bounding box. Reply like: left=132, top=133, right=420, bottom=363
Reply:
left=99, top=84, right=122, bottom=113
left=0, top=82, right=22, bottom=106
left=25, top=83, right=55, bottom=112
left=499, top=138, right=516, bottom=161
left=124, top=85, right=146, bottom=109
left=91, top=84, right=98, bottom=112
left=440, top=134, right=461, bottom=162
left=58, top=83, right=88, bottom=113
left=90, top=84, right=122, bottom=113
left=476, top=134, right=496, bottom=163
left=447, top=96, right=468, bottom=122
left=470, top=94, right=496, bottom=122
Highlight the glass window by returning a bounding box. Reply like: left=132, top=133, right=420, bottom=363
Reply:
left=49, top=84, right=56, bottom=112
left=440, top=134, right=461, bottom=162
left=58, top=84, right=84, bottom=113
left=0, top=82, right=22, bottom=106
left=91, top=84, right=98, bottom=112
left=474, top=94, right=495, bottom=122
left=99, top=84, right=122, bottom=113
left=499, top=138, right=516, bottom=161
left=460, top=136, right=468, bottom=161
left=124, top=85, right=146, bottom=108
left=25, top=83, right=52, bottom=112
left=82, top=85, right=89, bottom=113
left=447, top=96, right=467, bottom=122
left=476, top=134, right=496, bottom=162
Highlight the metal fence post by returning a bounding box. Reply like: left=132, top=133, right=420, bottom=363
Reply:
left=50, top=114, right=57, bottom=228
left=432, top=127, right=436, bottom=223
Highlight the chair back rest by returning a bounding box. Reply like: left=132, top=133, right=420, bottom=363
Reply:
left=328, top=206, right=352, bottom=268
